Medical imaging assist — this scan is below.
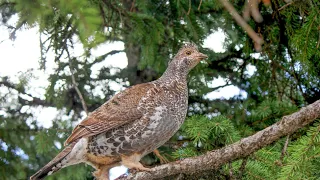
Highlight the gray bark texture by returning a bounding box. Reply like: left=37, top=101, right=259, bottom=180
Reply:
left=120, top=100, right=320, bottom=180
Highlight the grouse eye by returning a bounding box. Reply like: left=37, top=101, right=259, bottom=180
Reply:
left=186, top=51, right=191, bottom=55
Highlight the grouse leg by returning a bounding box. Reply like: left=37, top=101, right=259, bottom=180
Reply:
left=121, top=153, right=152, bottom=171
left=153, top=149, right=169, bottom=164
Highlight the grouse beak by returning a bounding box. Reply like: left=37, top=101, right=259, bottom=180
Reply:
left=196, top=52, right=208, bottom=61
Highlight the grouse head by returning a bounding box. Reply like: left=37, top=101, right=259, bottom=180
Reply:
left=172, top=43, right=208, bottom=72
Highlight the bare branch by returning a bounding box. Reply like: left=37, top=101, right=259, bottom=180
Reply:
left=68, top=59, right=89, bottom=115
left=242, top=0, right=251, bottom=21
left=121, top=100, right=320, bottom=180
left=0, top=79, right=53, bottom=107
left=280, top=135, right=290, bottom=162
left=317, top=27, right=320, bottom=49
left=278, top=1, right=294, bottom=11
left=243, top=0, right=265, bottom=22
left=249, top=0, right=263, bottom=23
left=187, top=0, right=191, bottom=15
left=197, top=0, right=203, bottom=10
left=210, top=82, right=231, bottom=91
left=99, top=3, right=108, bottom=27
left=89, top=50, right=124, bottom=66
left=218, top=0, right=264, bottom=49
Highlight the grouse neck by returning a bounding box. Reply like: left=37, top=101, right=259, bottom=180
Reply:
left=158, top=60, right=188, bottom=83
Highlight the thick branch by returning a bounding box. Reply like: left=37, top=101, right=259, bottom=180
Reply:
left=122, top=100, right=320, bottom=180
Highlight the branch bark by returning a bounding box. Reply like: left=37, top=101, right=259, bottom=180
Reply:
left=121, top=100, right=320, bottom=180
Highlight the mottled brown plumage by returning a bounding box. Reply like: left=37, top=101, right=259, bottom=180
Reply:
left=30, top=43, right=208, bottom=180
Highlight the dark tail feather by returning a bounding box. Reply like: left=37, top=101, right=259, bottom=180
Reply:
left=30, top=141, right=77, bottom=180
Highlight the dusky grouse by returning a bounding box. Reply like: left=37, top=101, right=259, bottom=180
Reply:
left=30, top=43, right=208, bottom=180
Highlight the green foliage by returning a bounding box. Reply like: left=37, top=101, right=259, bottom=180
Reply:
left=128, top=12, right=165, bottom=70
left=172, top=147, right=199, bottom=159
left=0, top=0, right=319, bottom=179
left=184, top=115, right=240, bottom=148
left=172, top=115, right=240, bottom=160
left=34, top=129, right=60, bottom=155
left=238, top=145, right=282, bottom=180
left=279, top=121, right=320, bottom=180
left=247, top=99, right=298, bottom=130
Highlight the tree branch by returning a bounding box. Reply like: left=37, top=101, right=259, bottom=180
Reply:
left=210, top=82, right=231, bottom=91
left=281, top=135, right=290, bottom=157
left=0, top=79, right=54, bottom=107
left=89, top=50, right=124, bottom=66
left=121, top=100, right=320, bottom=180
left=217, top=0, right=264, bottom=49
left=68, top=58, right=89, bottom=115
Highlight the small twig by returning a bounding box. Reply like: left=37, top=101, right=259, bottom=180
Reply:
left=243, top=0, right=251, bottom=21
left=197, top=0, right=203, bottom=10
left=303, top=15, right=317, bottom=61
left=130, top=0, right=136, bottom=12
left=9, top=20, right=26, bottom=41
left=249, top=0, right=263, bottom=23
left=68, top=58, right=89, bottom=115
left=89, top=50, right=124, bottom=66
left=153, top=149, right=169, bottom=164
left=187, top=0, right=191, bottom=15
left=317, top=28, right=320, bottom=49
left=218, top=0, right=264, bottom=47
left=280, top=135, right=290, bottom=162
left=238, top=157, right=248, bottom=179
left=99, top=3, right=108, bottom=27
left=278, top=1, right=293, bottom=11
left=0, top=38, right=9, bottom=44
left=61, top=26, right=88, bottom=116
left=210, top=82, right=231, bottom=91
left=228, top=162, right=234, bottom=179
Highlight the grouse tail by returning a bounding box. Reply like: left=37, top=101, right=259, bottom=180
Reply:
left=30, top=141, right=78, bottom=180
